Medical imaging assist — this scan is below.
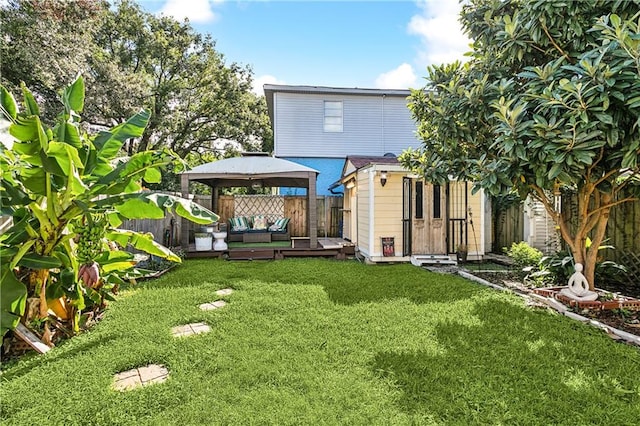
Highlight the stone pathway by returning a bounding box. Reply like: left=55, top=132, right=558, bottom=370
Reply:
left=171, top=322, right=211, bottom=337
left=199, top=300, right=227, bottom=311
left=112, top=288, right=234, bottom=391
left=113, top=364, right=169, bottom=391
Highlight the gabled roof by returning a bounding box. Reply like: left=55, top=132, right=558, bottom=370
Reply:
left=328, top=155, right=402, bottom=190
left=345, top=155, right=400, bottom=170
left=342, top=155, right=400, bottom=177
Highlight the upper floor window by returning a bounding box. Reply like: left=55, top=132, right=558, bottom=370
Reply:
left=324, top=101, right=343, bottom=132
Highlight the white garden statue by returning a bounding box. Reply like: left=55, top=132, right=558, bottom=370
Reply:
left=559, top=263, right=598, bottom=301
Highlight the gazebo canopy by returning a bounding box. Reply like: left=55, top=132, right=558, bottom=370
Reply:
left=179, top=153, right=319, bottom=249
left=181, top=154, right=319, bottom=188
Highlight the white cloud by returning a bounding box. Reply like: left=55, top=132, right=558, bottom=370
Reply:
left=252, top=75, right=287, bottom=96
left=158, top=0, right=217, bottom=24
left=408, top=0, right=471, bottom=68
left=375, top=63, right=418, bottom=89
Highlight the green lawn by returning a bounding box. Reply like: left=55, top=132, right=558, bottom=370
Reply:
left=2, top=259, right=639, bottom=425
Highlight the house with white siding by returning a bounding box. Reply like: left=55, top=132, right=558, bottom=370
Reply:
left=264, top=84, right=490, bottom=263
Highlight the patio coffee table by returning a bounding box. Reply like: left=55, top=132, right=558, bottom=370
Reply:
left=243, top=232, right=271, bottom=243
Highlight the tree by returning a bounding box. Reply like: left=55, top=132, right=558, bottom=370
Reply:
left=0, top=0, right=106, bottom=123
left=0, top=76, right=218, bottom=344
left=1, top=0, right=272, bottom=161
left=400, top=0, right=640, bottom=290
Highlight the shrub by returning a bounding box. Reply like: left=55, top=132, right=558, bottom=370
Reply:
left=505, top=242, right=543, bottom=268
left=537, top=248, right=627, bottom=288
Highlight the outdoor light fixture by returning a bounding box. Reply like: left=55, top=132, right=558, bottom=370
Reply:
left=380, top=171, right=388, bottom=187
left=251, top=180, right=263, bottom=190
left=346, top=179, right=356, bottom=189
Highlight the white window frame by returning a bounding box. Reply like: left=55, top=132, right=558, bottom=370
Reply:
left=324, top=100, right=343, bottom=132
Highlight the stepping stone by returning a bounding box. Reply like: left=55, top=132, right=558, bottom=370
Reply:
left=215, top=288, right=233, bottom=296
left=199, top=300, right=227, bottom=311
left=113, top=364, right=169, bottom=391
left=171, top=322, right=211, bottom=337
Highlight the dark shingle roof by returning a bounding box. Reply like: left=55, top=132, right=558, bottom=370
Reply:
left=346, top=155, right=400, bottom=170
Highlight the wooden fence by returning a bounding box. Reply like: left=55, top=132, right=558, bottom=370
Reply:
left=561, top=192, right=640, bottom=264
left=493, top=202, right=524, bottom=253
left=121, top=194, right=343, bottom=244
left=216, top=195, right=343, bottom=237
left=496, top=194, right=640, bottom=265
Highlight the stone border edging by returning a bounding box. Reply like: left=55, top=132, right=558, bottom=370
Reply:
left=457, top=270, right=640, bottom=347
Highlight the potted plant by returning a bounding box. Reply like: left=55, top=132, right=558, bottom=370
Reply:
left=195, top=232, right=213, bottom=251
left=456, top=244, right=468, bottom=263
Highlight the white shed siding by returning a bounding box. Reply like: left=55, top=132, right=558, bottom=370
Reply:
left=274, top=92, right=421, bottom=158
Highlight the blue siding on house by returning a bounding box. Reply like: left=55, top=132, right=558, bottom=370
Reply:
left=278, top=157, right=345, bottom=196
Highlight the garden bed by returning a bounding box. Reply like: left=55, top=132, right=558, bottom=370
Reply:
left=466, top=264, right=640, bottom=338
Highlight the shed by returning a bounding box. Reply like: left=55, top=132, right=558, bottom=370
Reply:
left=337, top=155, right=488, bottom=263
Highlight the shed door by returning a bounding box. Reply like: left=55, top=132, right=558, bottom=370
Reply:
left=412, top=181, right=447, bottom=254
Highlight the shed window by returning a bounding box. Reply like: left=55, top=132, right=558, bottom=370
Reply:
left=324, top=101, right=343, bottom=132
left=433, top=184, right=441, bottom=218
left=415, top=181, right=424, bottom=219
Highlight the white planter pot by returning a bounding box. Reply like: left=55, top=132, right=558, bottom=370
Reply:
left=195, top=235, right=213, bottom=251
left=212, top=232, right=228, bottom=251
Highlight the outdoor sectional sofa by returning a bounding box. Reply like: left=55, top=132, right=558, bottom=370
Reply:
left=227, top=216, right=291, bottom=243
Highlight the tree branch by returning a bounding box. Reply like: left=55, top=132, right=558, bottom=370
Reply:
left=586, top=196, right=638, bottom=218
left=541, top=21, right=571, bottom=62
left=593, top=168, right=621, bottom=188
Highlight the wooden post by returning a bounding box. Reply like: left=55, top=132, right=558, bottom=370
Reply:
left=308, top=172, right=318, bottom=248
left=180, top=174, right=190, bottom=250
left=212, top=186, right=219, bottom=216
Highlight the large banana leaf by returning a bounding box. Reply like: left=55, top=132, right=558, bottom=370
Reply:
left=93, top=110, right=150, bottom=161
left=106, top=229, right=181, bottom=262
left=0, top=86, right=17, bottom=120
left=99, top=192, right=219, bottom=225
left=0, top=265, right=27, bottom=336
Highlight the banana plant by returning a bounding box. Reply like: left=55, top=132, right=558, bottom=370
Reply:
left=0, top=76, right=218, bottom=343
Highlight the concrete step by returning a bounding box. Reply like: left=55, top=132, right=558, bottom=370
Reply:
left=411, top=255, right=457, bottom=267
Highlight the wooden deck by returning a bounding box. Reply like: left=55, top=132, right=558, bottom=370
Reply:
left=186, top=238, right=356, bottom=261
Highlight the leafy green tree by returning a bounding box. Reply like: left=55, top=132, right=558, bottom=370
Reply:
left=0, top=76, right=218, bottom=344
left=401, top=0, right=640, bottom=290
left=0, top=0, right=106, bottom=123
left=1, top=0, right=272, bottom=161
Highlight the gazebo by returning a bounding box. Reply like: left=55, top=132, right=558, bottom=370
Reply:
left=180, top=153, right=320, bottom=249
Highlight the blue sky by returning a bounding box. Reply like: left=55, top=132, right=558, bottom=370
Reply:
left=139, top=1, right=470, bottom=95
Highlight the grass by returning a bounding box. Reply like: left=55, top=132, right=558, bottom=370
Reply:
left=2, top=258, right=639, bottom=425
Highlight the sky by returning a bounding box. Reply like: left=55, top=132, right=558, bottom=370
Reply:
left=137, top=0, right=470, bottom=96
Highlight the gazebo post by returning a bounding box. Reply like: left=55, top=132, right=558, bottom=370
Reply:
left=212, top=185, right=218, bottom=215
left=180, top=173, right=190, bottom=249
left=308, top=172, right=318, bottom=248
